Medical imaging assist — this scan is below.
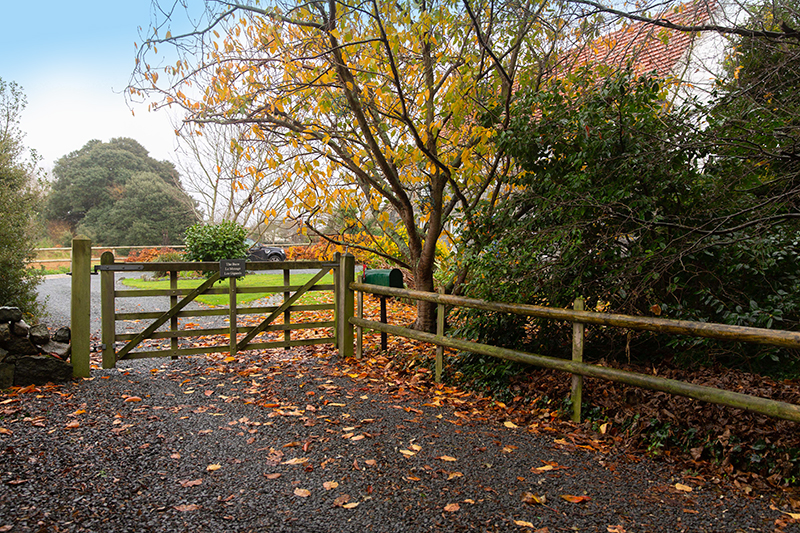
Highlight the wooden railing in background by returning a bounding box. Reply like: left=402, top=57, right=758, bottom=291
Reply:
left=350, top=282, right=800, bottom=424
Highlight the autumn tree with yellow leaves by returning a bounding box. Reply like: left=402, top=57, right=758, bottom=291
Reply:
left=130, top=0, right=576, bottom=330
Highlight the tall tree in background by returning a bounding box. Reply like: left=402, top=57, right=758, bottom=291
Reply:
left=45, top=138, right=198, bottom=246
left=0, top=78, right=43, bottom=316
left=129, top=0, right=576, bottom=330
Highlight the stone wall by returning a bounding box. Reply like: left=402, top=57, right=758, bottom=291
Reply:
left=0, top=306, right=73, bottom=389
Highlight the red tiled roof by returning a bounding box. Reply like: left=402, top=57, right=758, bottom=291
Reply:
left=569, top=1, right=716, bottom=79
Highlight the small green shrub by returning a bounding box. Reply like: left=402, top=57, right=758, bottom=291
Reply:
left=184, top=221, right=248, bottom=264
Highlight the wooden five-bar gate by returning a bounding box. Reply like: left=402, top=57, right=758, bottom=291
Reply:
left=94, top=251, right=355, bottom=368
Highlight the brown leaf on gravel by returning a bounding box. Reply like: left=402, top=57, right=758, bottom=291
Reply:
left=179, top=479, right=203, bottom=487
left=123, top=396, right=142, bottom=403
left=333, top=494, right=351, bottom=507
left=294, top=488, right=311, bottom=497
left=444, top=503, right=460, bottom=512
left=264, top=473, right=281, bottom=480
left=323, top=481, right=339, bottom=490
left=173, top=504, right=200, bottom=511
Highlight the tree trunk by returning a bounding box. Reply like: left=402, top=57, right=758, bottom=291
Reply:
left=412, top=253, right=437, bottom=333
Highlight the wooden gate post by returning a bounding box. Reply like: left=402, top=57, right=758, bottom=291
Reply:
left=571, top=297, right=585, bottom=423
left=338, top=253, right=355, bottom=358
left=70, top=236, right=91, bottom=378
left=100, top=252, right=116, bottom=369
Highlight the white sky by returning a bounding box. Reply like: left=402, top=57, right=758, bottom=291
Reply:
left=0, top=0, right=181, bottom=172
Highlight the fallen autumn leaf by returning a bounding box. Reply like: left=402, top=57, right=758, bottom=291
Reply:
left=560, top=494, right=591, bottom=503
left=173, top=504, right=200, bottom=512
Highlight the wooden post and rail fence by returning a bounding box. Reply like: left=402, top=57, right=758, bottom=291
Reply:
left=69, top=237, right=800, bottom=425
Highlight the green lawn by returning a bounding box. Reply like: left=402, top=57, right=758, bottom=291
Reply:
left=120, top=272, right=334, bottom=307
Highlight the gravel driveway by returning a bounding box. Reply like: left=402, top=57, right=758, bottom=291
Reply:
left=1, top=348, right=794, bottom=533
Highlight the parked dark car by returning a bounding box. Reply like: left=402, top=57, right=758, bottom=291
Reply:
left=246, top=242, right=286, bottom=262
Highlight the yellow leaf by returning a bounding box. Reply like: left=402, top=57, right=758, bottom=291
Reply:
left=206, top=464, right=222, bottom=471
left=343, top=502, right=359, bottom=509
left=323, top=481, right=339, bottom=490
left=399, top=449, right=416, bottom=457
left=0, top=428, right=12, bottom=435
left=283, top=457, right=309, bottom=465
left=560, top=494, right=591, bottom=503
left=124, top=396, right=142, bottom=402
left=504, top=421, right=518, bottom=429
left=294, top=488, right=311, bottom=497
left=437, top=455, right=457, bottom=462
left=522, top=492, right=545, bottom=505
left=674, top=483, right=692, bottom=492
left=514, top=520, right=535, bottom=528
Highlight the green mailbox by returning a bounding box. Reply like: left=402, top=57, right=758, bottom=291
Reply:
left=363, top=268, right=404, bottom=288
left=362, top=269, right=403, bottom=351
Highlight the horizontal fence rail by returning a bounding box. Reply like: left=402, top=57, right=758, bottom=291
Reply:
left=350, top=282, right=800, bottom=424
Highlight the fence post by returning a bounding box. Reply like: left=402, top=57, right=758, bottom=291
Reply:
left=571, top=297, right=585, bottom=423
left=435, top=287, right=445, bottom=383
left=171, top=270, right=179, bottom=360
left=229, top=276, right=238, bottom=357
left=70, top=236, right=91, bottom=378
left=333, top=252, right=341, bottom=350
left=283, top=268, right=291, bottom=350
left=338, top=253, right=355, bottom=358
left=100, top=251, right=116, bottom=369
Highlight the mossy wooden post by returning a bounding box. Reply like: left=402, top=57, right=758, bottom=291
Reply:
left=283, top=268, right=291, bottom=350
left=171, top=270, right=179, bottom=359
left=571, top=297, right=585, bottom=423
left=100, top=252, right=116, bottom=369
left=71, top=236, right=91, bottom=378
left=356, top=272, right=364, bottom=359
left=339, top=253, right=355, bottom=359
left=435, top=287, right=445, bottom=383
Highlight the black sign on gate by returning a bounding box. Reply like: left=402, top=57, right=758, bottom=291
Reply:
left=220, top=259, right=247, bottom=278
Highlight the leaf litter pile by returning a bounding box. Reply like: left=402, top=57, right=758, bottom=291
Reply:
left=1, top=300, right=800, bottom=531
